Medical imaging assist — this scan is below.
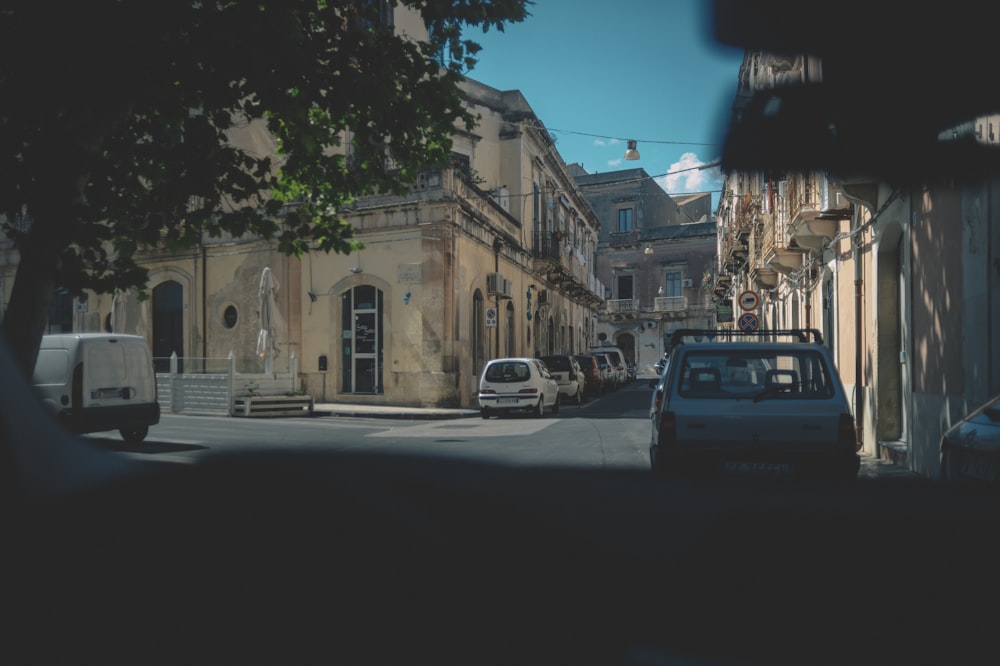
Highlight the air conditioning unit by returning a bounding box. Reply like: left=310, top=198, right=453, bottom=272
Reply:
left=537, top=289, right=548, bottom=304
left=500, top=278, right=514, bottom=299
left=486, top=272, right=501, bottom=294
left=682, top=278, right=694, bottom=288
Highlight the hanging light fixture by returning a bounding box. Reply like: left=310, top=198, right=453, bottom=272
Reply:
left=624, top=139, right=640, bottom=160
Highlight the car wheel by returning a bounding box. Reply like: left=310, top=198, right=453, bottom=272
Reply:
left=552, top=393, right=561, bottom=415
left=119, top=425, right=148, bottom=445
left=480, top=408, right=491, bottom=419
left=534, top=397, right=545, bottom=418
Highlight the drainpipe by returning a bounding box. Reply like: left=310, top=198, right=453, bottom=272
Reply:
left=493, top=237, right=502, bottom=359
left=804, top=253, right=812, bottom=330
left=853, top=214, right=864, bottom=449
left=202, top=234, right=208, bottom=359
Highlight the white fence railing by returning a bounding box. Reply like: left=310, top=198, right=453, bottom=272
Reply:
left=155, top=352, right=300, bottom=416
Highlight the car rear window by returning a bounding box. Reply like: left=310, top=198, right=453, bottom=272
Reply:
left=677, top=349, right=835, bottom=399
left=540, top=356, right=571, bottom=371
left=484, top=361, right=530, bottom=383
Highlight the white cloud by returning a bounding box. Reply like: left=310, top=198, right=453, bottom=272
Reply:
left=657, top=152, right=722, bottom=195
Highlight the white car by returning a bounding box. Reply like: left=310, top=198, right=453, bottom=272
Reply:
left=649, top=328, right=860, bottom=481
left=479, top=357, right=561, bottom=419
left=539, top=354, right=585, bottom=406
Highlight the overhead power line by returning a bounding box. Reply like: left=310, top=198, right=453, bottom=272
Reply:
left=536, top=124, right=721, bottom=147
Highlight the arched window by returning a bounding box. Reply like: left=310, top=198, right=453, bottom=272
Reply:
left=152, top=280, right=183, bottom=373
left=341, top=285, right=383, bottom=394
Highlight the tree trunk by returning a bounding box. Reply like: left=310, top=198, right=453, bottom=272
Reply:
left=3, top=232, right=60, bottom=381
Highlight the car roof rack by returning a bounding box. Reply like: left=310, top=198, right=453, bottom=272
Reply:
left=670, top=328, right=824, bottom=346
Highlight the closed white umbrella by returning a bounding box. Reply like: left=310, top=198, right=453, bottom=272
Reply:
left=110, top=288, right=128, bottom=333
left=256, top=267, right=279, bottom=373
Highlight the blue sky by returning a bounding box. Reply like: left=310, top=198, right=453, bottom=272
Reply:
left=463, top=0, right=745, bottom=210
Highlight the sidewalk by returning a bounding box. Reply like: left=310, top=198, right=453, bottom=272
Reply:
left=312, top=402, right=478, bottom=419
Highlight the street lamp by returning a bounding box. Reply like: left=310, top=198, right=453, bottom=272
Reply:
left=624, top=140, right=640, bottom=160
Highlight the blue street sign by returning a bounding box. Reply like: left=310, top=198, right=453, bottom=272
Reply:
left=739, top=313, right=759, bottom=332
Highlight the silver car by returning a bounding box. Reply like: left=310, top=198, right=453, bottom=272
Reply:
left=649, top=328, right=860, bottom=481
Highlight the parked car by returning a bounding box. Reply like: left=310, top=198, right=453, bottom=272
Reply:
left=478, top=357, right=560, bottom=419
left=648, top=354, right=671, bottom=418
left=539, top=354, right=585, bottom=406
left=939, top=392, right=1000, bottom=485
left=589, top=352, right=616, bottom=393
left=589, top=345, right=627, bottom=389
left=573, top=354, right=604, bottom=398
left=649, top=328, right=860, bottom=481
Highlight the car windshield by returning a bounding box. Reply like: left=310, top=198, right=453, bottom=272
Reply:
left=539, top=356, right=572, bottom=371
left=678, top=349, right=834, bottom=398
left=484, top=361, right=530, bottom=382
left=4, top=2, right=999, bottom=665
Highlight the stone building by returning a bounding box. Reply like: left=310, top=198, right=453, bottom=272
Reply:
left=571, top=165, right=718, bottom=373
left=1, top=75, right=606, bottom=409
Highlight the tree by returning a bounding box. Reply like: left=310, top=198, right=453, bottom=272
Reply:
left=0, top=0, right=531, bottom=377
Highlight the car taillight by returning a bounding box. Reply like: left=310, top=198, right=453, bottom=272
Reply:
left=839, top=412, right=859, bottom=451
left=658, top=411, right=677, bottom=448
left=518, top=388, right=539, bottom=394
left=72, top=361, right=83, bottom=408
left=480, top=389, right=497, bottom=395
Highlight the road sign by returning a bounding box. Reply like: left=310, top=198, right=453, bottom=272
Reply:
left=738, top=290, right=759, bottom=311
left=485, top=306, right=497, bottom=328
left=716, top=303, right=733, bottom=323
left=738, top=312, right=759, bottom=332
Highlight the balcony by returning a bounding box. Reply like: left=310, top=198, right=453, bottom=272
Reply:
left=788, top=192, right=849, bottom=252
left=760, top=212, right=805, bottom=275
left=750, top=265, right=778, bottom=289
left=765, top=245, right=804, bottom=274
left=606, top=299, right=637, bottom=314
left=789, top=216, right=840, bottom=252
left=654, top=296, right=688, bottom=312
left=608, top=230, right=639, bottom=248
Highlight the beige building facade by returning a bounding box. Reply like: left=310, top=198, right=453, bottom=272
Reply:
left=1, top=75, right=605, bottom=409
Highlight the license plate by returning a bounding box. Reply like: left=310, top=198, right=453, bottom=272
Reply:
left=721, top=461, right=794, bottom=475
left=497, top=397, right=518, bottom=405
left=91, top=388, right=122, bottom=400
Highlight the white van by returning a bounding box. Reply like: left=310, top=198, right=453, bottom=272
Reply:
left=32, top=333, right=160, bottom=444
left=590, top=345, right=628, bottom=389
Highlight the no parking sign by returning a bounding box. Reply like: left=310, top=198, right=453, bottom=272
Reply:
left=486, top=306, right=497, bottom=328
left=738, top=312, right=759, bottom=332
